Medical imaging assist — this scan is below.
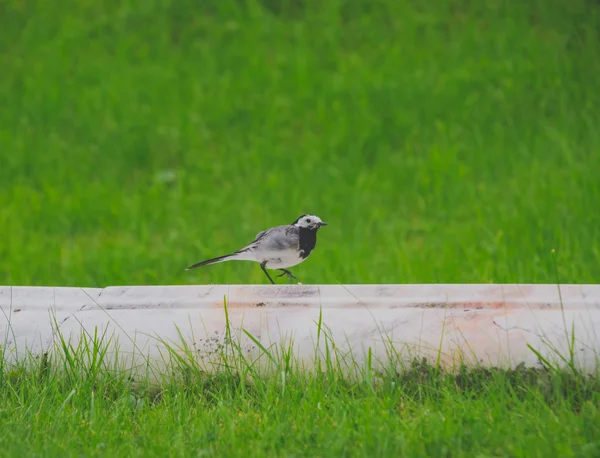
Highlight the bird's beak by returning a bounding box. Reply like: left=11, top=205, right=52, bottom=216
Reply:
left=319, top=222, right=327, bottom=227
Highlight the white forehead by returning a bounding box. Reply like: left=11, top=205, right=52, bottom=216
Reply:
left=295, top=214, right=322, bottom=227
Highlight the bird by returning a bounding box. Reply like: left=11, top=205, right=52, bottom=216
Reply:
left=185, top=214, right=327, bottom=284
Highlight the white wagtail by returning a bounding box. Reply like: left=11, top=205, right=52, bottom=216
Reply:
left=185, top=214, right=327, bottom=284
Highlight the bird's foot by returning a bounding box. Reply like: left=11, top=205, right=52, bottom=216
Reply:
left=277, top=269, right=297, bottom=283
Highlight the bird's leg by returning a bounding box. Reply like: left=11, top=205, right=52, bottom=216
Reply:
left=277, top=269, right=297, bottom=283
left=260, top=261, right=275, bottom=285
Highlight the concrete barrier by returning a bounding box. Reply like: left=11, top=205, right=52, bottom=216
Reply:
left=1, top=284, right=599, bottom=375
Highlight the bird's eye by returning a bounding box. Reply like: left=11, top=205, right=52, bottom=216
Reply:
left=305, top=218, right=311, bottom=223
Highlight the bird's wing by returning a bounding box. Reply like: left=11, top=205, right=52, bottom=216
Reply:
left=235, top=226, right=281, bottom=254
left=235, top=225, right=298, bottom=254
left=256, top=225, right=300, bottom=252
left=254, top=229, right=269, bottom=242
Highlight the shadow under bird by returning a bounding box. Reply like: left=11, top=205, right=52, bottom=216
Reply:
left=185, top=214, right=327, bottom=284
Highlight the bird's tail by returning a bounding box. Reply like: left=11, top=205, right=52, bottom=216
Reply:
left=185, top=254, right=235, bottom=270
left=185, top=249, right=255, bottom=270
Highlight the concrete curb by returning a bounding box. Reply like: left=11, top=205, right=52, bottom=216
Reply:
left=1, top=284, right=599, bottom=375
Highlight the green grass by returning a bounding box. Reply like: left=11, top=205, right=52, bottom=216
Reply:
left=1, top=324, right=600, bottom=458
left=1, top=0, right=599, bottom=286
left=2, top=0, right=600, bottom=455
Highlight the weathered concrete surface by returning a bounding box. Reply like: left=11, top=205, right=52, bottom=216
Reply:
left=1, top=284, right=599, bottom=375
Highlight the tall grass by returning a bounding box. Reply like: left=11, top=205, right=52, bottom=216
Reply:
left=1, top=314, right=599, bottom=457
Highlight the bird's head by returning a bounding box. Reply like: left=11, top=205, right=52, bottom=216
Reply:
left=292, top=214, right=327, bottom=231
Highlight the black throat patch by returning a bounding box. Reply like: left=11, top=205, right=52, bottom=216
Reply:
left=298, top=227, right=318, bottom=259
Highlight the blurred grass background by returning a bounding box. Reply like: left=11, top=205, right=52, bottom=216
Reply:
left=1, top=0, right=599, bottom=286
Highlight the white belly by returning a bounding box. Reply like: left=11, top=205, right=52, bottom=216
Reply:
left=261, top=250, right=304, bottom=270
